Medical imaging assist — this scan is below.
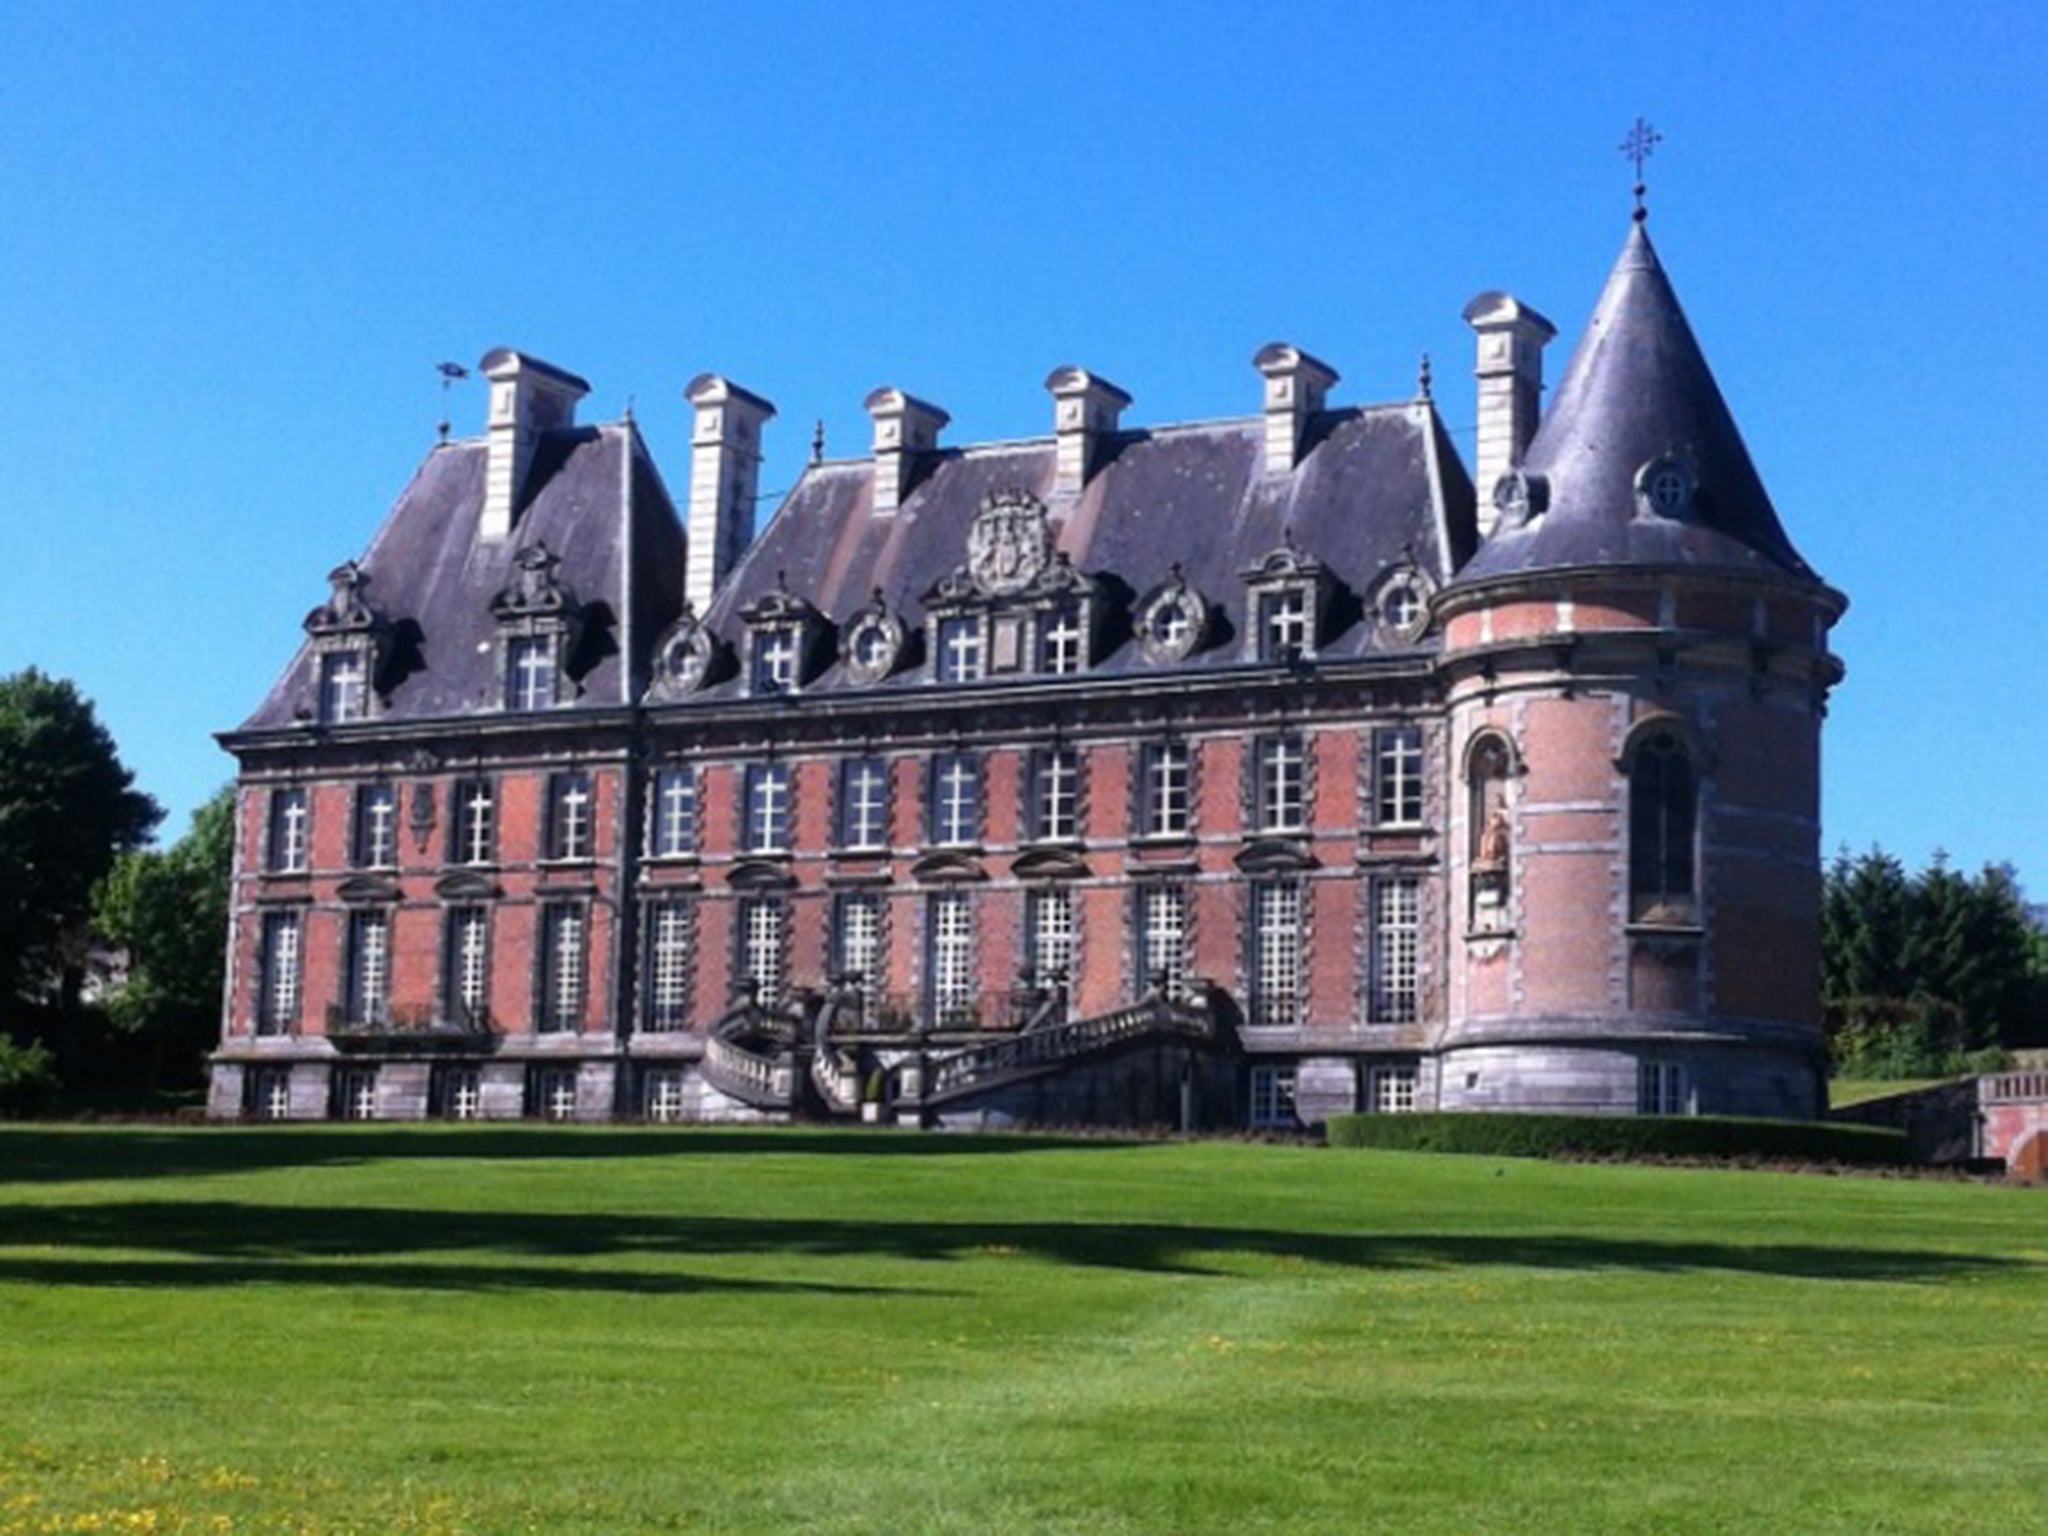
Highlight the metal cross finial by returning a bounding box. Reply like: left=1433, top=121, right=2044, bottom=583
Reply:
left=811, top=419, right=825, bottom=464
left=1416, top=352, right=1433, bottom=402
left=1620, top=117, right=1661, bottom=221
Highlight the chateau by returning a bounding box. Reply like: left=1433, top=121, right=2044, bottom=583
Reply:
left=207, top=207, right=1845, bottom=1128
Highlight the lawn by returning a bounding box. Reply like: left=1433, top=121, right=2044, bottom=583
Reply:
left=0, top=1127, right=2042, bottom=1535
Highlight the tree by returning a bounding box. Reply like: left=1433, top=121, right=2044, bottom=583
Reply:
left=0, top=670, right=161, bottom=1022
left=92, top=786, right=234, bottom=1088
left=1822, top=845, right=2044, bottom=1076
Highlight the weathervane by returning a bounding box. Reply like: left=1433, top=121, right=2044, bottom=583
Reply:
left=1620, top=117, right=1661, bottom=222
left=435, top=361, right=470, bottom=445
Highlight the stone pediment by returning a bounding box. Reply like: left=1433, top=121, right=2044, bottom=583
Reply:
left=336, top=874, right=400, bottom=903
left=910, top=850, right=989, bottom=884
left=1233, top=838, right=1320, bottom=875
left=726, top=859, right=797, bottom=893
left=433, top=871, right=501, bottom=900
left=1010, top=847, right=1089, bottom=881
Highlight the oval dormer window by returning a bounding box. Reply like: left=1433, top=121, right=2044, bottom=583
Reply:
left=1636, top=456, right=1696, bottom=520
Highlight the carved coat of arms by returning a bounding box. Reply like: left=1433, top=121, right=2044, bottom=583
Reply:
left=967, top=491, right=1053, bottom=597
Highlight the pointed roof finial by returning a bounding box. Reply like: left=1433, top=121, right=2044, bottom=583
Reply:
left=1416, top=352, right=1433, bottom=401
left=811, top=419, right=826, bottom=464
left=1620, top=117, right=1661, bottom=223
left=435, top=360, right=469, bottom=447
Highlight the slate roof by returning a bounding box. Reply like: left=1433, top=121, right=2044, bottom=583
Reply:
left=693, top=398, right=1474, bottom=695
left=239, top=422, right=684, bottom=731
left=1454, top=219, right=1820, bottom=587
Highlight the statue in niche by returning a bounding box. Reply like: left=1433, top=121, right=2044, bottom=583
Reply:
left=1468, top=737, right=1513, bottom=932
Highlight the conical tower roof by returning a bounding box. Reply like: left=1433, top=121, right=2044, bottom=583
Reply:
left=1455, top=220, right=1818, bottom=585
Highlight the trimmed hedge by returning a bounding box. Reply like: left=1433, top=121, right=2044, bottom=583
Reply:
left=1324, top=1112, right=1912, bottom=1166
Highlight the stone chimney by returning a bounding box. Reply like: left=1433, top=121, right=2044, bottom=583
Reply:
left=1043, top=366, right=1131, bottom=496
left=683, top=373, right=777, bottom=615
left=1252, top=343, right=1339, bottom=477
left=478, top=349, right=590, bottom=542
left=864, top=387, right=949, bottom=515
left=1461, top=292, right=1556, bottom=536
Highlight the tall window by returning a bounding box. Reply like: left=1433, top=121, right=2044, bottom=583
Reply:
left=531, top=1066, right=578, bottom=1121
left=319, top=650, right=368, bottom=724
left=1375, top=726, right=1424, bottom=827
left=1140, top=741, right=1191, bottom=838
left=1258, top=588, right=1311, bottom=660
left=752, top=628, right=799, bottom=694
left=936, top=616, right=984, bottom=683
left=1256, top=735, right=1307, bottom=833
left=537, top=903, right=586, bottom=1032
left=345, top=909, right=391, bottom=1026
left=353, top=784, right=397, bottom=868
left=744, top=764, right=792, bottom=854
left=649, top=768, right=697, bottom=859
left=1030, top=747, right=1079, bottom=842
left=432, top=1065, right=482, bottom=1121
left=1249, top=881, right=1303, bottom=1027
left=452, top=779, right=495, bottom=866
left=834, top=893, right=883, bottom=1005
left=929, top=753, right=982, bottom=847
left=646, top=900, right=694, bottom=1030
left=1139, top=884, right=1189, bottom=1002
left=444, top=906, right=489, bottom=1023
left=267, top=788, right=309, bottom=873
left=928, top=892, right=976, bottom=1025
left=337, top=1067, right=378, bottom=1121
left=546, top=771, right=594, bottom=861
left=506, top=635, right=557, bottom=710
left=645, top=1069, right=688, bottom=1123
left=739, top=898, right=786, bottom=1004
left=1629, top=731, right=1697, bottom=921
left=256, top=910, right=302, bottom=1034
left=1026, top=888, right=1075, bottom=997
left=1040, top=607, right=1086, bottom=675
left=837, top=757, right=891, bottom=851
left=1370, top=878, right=1420, bottom=1024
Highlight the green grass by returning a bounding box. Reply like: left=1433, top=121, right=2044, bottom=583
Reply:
left=1829, top=1077, right=1953, bottom=1108
left=1, top=1127, right=2043, bottom=1534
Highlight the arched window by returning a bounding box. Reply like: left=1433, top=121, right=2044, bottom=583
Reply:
left=1628, top=731, right=1697, bottom=922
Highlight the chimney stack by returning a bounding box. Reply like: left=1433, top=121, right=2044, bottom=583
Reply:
left=864, top=387, right=949, bottom=515
left=683, top=373, right=777, bottom=615
left=1252, top=343, right=1338, bottom=476
left=1461, top=292, right=1556, bottom=536
left=1043, top=366, right=1131, bottom=496
left=478, top=349, right=589, bottom=542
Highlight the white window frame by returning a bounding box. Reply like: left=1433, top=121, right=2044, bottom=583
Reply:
left=1370, top=877, right=1420, bottom=1025
left=1376, top=726, right=1424, bottom=828
left=929, top=892, right=976, bottom=1026
left=1041, top=607, right=1086, bottom=674
left=650, top=768, right=697, bottom=859
left=454, top=779, right=495, bottom=866
left=646, top=901, right=693, bottom=1031
left=548, top=772, right=594, bottom=862
left=839, top=757, right=891, bottom=851
left=506, top=634, right=558, bottom=711
left=346, top=908, right=391, bottom=1027
left=354, top=783, right=397, bottom=869
left=1250, top=881, right=1303, bottom=1027
left=1139, top=884, right=1189, bottom=1003
left=268, top=788, right=309, bottom=874
left=739, top=898, right=786, bottom=1005
left=834, top=893, right=883, bottom=1006
left=1027, top=887, right=1076, bottom=996
left=1260, top=588, right=1311, bottom=660
left=937, top=616, right=985, bottom=683
left=646, top=1069, right=688, bottom=1124
left=745, top=764, right=791, bottom=855
left=538, top=903, right=586, bottom=1032
left=1033, top=747, right=1079, bottom=843
left=752, top=627, right=799, bottom=694
left=446, top=906, right=489, bottom=1023
left=1258, top=735, right=1307, bottom=834
left=931, top=753, right=981, bottom=847
left=1371, top=1063, right=1419, bottom=1114
left=1143, top=741, right=1191, bottom=838
left=320, top=649, right=369, bottom=724
left=257, top=910, right=302, bottom=1033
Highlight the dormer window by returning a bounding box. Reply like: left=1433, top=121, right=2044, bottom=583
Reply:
left=491, top=543, right=581, bottom=712
left=1135, top=567, right=1212, bottom=666
left=1369, top=564, right=1436, bottom=646
left=317, top=651, right=366, bottom=724
left=1040, top=606, right=1086, bottom=675
left=1242, top=543, right=1332, bottom=664
left=506, top=636, right=558, bottom=710
left=752, top=628, right=798, bottom=694
left=841, top=593, right=907, bottom=687
left=1260, top=590, right=1310, bottom=659
left=647, top=605, right=720, bottom=701
left=739, top=583, right=827, bottom=698
left=936, top=617, right=985, bottom=683
left=303, top=561, right=389, bottom=723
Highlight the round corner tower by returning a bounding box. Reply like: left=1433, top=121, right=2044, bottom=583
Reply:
left=1434, top=217, right=1845, bottom=1119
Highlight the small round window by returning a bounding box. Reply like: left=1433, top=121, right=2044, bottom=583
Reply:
left=1636, top=456, right=1696, bottom=520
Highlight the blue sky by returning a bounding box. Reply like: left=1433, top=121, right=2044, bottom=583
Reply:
left=4, top=1, right=2043, bottom=888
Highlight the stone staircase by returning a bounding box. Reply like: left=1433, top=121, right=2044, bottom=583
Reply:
left=911, top=992, right=1214, bottom=1109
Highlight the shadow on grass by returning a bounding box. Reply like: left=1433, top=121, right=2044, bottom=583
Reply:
left=0, top=1200, right=2028, bottom=1288
left=0, top=1125, right=1131, bottom=1185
